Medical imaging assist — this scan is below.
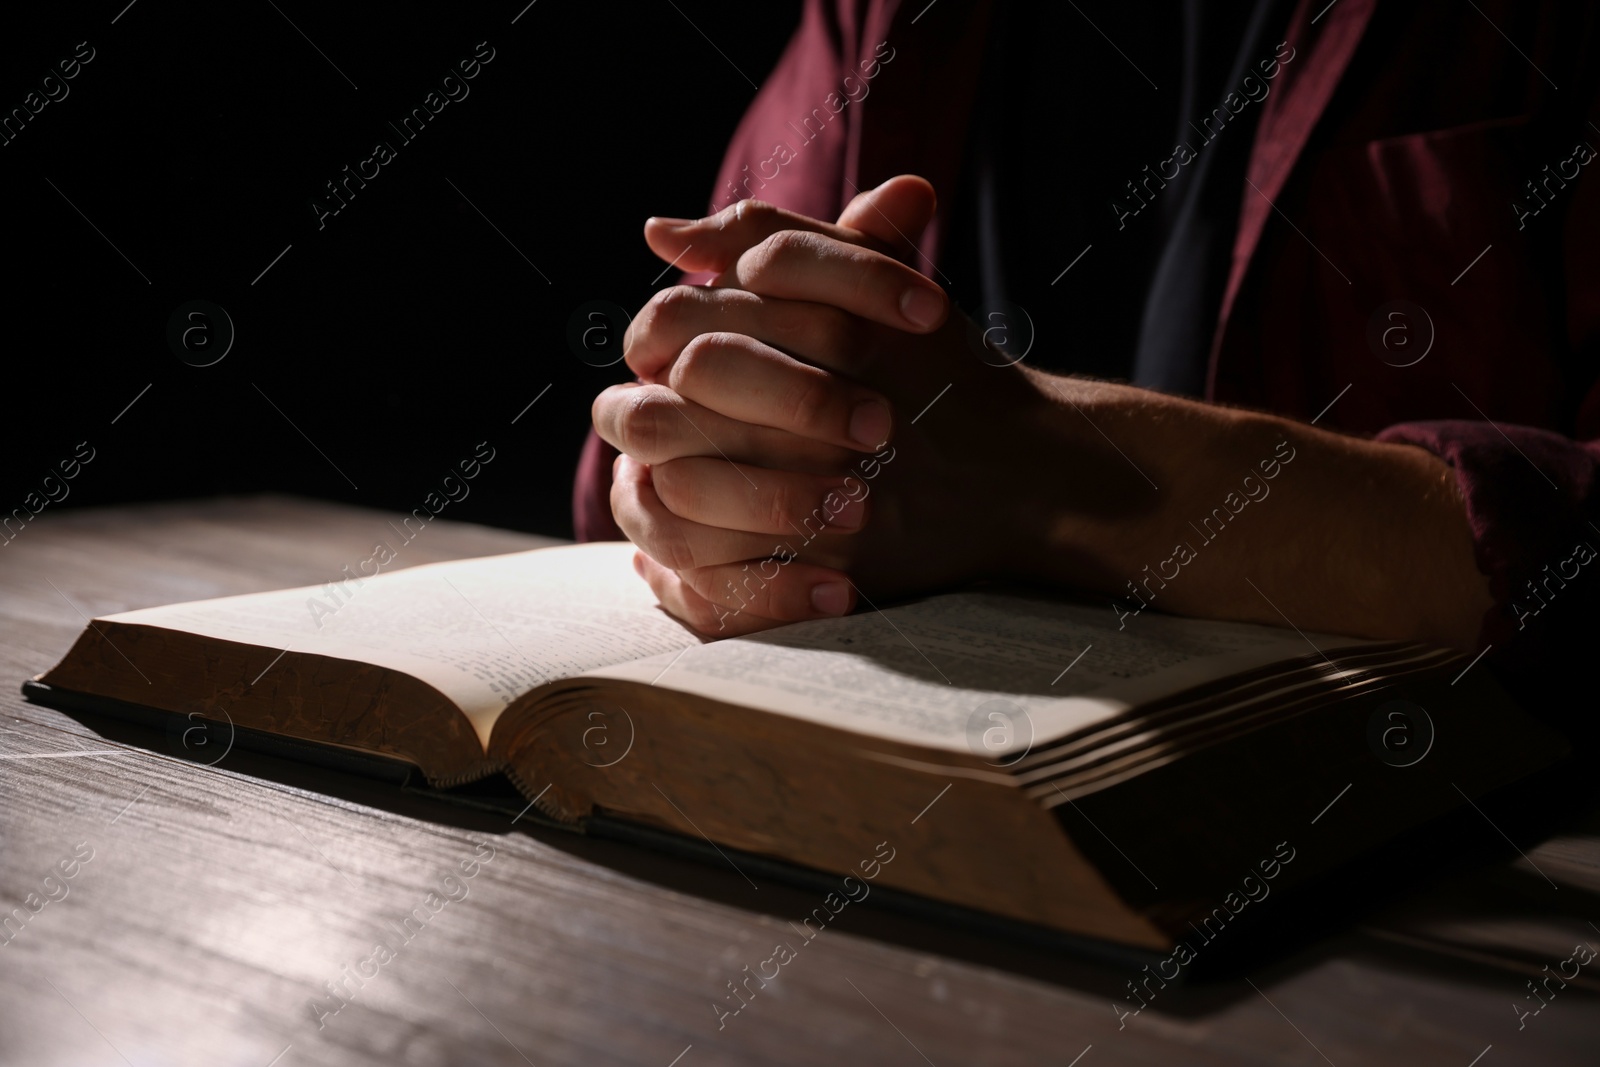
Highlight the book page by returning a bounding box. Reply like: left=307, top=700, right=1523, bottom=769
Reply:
left=101, top=542, right=698, bottom=745
left=585, top=589, right=1379, bottom=753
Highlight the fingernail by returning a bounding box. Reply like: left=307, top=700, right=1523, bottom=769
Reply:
left=648, top=216, right=697, bottom=233
left=899, top=286, right=945, bottom=329
left=811, top=582, right=850, bottom=615
left=849, top=399, right=892, bottom=449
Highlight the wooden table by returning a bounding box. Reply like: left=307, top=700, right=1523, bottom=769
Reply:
left=3, top=496, right=1597, bottom=1066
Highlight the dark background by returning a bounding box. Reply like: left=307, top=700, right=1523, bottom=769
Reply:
left=1, top=1, right=802, bottom=537
left=2, top=1, right=1192, bottom=541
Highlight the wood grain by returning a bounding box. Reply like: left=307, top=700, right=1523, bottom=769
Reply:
left=2, top=495, right=1596, bottom=1066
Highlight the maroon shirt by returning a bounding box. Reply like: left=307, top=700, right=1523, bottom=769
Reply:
left=575, top=0, right=1600, bottom=707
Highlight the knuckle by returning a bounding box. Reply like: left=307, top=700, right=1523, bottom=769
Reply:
left=760, top=299, right=810, bottom=347
left=609, top=471, right=642, bottom=538
left=672, top=333, right=725, bottom=390
left=607, top=470, right=626, bottom=519
left=643, top=508, right=698, bottom=573
left=706, top=565, right=767, bottom=618
left=718, top=576, right=767, bottom=619
left=782, top=373, right=838, bottom=436
left=627, top=286, right=697, bottom=375
left=696, top=567, right=737, bottom=608
left=846, top=253, right=881, bottom=305
left=648, top=454, right=683, bottom=502
left=684, top=591, right=727, bottom=635
left=590, top=386, right=615, bottom=435
left=648, top=284, right=698, bottom=331
left=766, top=480, right=806, bottom=534
left=617, top=388, right=670, bottom=459
left=746, top=229, right=808, bottom=280
left=648, top=460, right=698, bottom=524
left=628, top=288, right=682, bottom=354
left=764, top=228, right=809, bottom=259
left=658, top=530, right=699, bottom=574
left=739, top=199, right=778, bottom=230
left=746, top=571, right=788, bottom=618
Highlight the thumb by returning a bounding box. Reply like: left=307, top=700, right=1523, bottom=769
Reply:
left=836, top=175, right=937, bottom=264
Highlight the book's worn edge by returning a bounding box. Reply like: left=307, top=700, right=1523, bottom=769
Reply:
left=18, top=677, right=1171, bottom=967
left=581, top=812, right=1170, bottom=972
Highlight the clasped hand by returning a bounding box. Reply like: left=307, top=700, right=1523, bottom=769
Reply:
left=592, top=176, right=1058, bottom=636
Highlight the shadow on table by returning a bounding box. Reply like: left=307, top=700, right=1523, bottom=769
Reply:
left=48, top=698, right=1600, bottom=1021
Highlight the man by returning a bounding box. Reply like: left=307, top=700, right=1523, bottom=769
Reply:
left=577, top=0, right=1600, bottom=714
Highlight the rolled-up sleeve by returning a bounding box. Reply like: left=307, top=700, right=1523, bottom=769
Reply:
left=1376, top=419, right=1600, bottom=691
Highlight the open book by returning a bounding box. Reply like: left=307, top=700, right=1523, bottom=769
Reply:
left=27, top=542, right=1566, bottom=951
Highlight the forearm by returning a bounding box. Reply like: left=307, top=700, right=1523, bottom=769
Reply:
left=1011, top=371, right=1491, bottom=648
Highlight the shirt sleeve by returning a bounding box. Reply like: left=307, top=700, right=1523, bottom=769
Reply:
left=1375, top=420, right=1600, bottom=655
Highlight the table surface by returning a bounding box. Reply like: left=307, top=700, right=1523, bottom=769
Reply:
left=3, top=495, right=1597, bottom=1067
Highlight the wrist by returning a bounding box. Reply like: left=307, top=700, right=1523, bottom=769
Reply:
left=1003, top=369, right=1173, bottom=592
